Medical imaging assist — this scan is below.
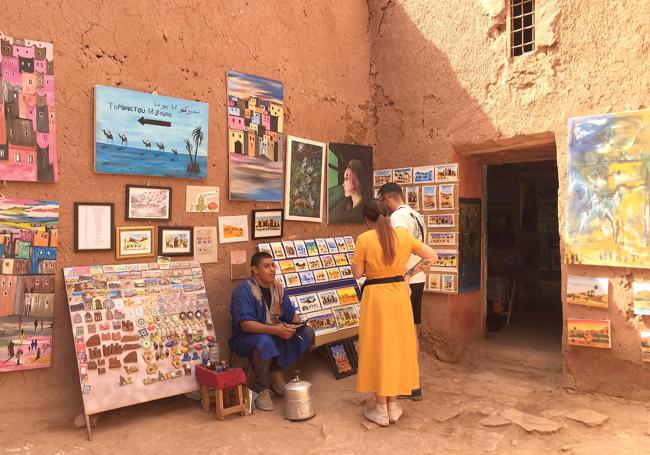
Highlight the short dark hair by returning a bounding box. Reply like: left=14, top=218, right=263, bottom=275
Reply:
left=378, top=182, right=404, bottom=200
left=251, top=251, right=273, bottom=268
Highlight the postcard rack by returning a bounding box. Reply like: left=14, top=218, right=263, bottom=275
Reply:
left=256, top=236, right=361, bottom=346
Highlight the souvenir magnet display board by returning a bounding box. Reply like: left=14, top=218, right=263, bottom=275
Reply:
left=63, top=260, right=216, bottom=415
left=94, top=85, right=209, bottom=180
left=0, top=198, right=59, bottom=372
left=0, top=32, right=57, bottom=182
left=566, top=109, right=650, bottom=268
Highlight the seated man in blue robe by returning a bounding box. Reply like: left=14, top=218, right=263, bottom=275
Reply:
left=229, top=251, right=315, bottom=411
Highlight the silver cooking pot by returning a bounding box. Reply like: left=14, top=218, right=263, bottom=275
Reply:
left=284, top=371, right=316, bottom=421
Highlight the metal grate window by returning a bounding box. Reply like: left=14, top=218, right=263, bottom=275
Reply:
left=511, top=0, right=535, bottom=57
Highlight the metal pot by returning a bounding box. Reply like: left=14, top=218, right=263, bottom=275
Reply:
left=284, top=371, right=316, bottom=421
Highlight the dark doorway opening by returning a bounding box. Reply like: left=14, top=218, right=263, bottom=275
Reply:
left=485, top=160, right=562, bottom=355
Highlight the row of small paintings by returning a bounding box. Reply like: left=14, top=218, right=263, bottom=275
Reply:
left=426, top=273, right=456, bottom=293
left=373, top=164, right=459, bottom=186
left=289, top=287, right=359, bottom=314
left=276, top=266, right=354, bottom=288
left=567, top=274, right=650, bottom=315
left=258, top=236, right=355, bottom=260
left=405, top=184, right=456, bottom=211
left=304, top=304, right=361, bottom=336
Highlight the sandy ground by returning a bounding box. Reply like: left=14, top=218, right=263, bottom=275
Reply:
left=2, top=342, right=650, bottom=455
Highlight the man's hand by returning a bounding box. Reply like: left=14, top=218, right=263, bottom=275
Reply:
left=274, top=324, right=296, bottom=340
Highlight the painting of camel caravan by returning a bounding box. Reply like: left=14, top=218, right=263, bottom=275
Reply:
left=94, top=85, right=209, bottom=180
left=227, top=70, right=284, bottom=202
left=566, top=275, right=609, bottom=309
left=566, top=109, right=650, bottom=268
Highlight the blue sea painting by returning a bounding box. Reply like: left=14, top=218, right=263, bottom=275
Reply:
left=94, top=85, right=209, bottom=180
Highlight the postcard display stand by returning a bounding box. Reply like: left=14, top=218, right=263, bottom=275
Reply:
left=374, top=164, right=460, bottom=293
left=257, top=237, right=361, bottom=346
left=63, top=260, right=216, bottom=439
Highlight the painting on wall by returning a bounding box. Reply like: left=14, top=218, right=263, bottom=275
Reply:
left=567, top=318, right=611, bottom=349
left=186, top=186, right=219, bottom=213
left=95, top=85, right=209, bottom=180
left=633, top=282, right=650, bottom=315
left=327, top=143, right=373, bottom=224
left=0, top=198, right=59, bottom=372
left=252, top=209, right=283, bottom=239
left=227, top=70, right=284, bottom=202
left=458, top=198, right=481, bottom=292
left=373, top=169, right=392, bottom=186
left=567, top=275, right=609, bottom=309
left=193, top=226, right=218, bottom=264
left=566, top=109, right=650, bottom=268
left=0, top=32, right=57, bottom=182
left=284, top=136, right=326, bottom=222
left=218, top=215, right=249, bottom=244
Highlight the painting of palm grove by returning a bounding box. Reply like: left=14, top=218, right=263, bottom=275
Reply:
left=566, top=109, right=650, bottom=268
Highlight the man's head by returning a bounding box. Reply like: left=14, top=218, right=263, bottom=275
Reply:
left=251, top=251, right=276, bottom=285
left=377, top=182, right=404, bottom=213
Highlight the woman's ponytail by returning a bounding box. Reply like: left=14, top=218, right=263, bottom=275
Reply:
left=363, top=198, right=396, bottom=266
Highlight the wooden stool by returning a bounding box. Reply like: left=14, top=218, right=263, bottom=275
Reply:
left=195, top=365, right=248, bottom=420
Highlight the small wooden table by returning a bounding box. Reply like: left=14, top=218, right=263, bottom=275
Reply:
left=195, top=365, right=248, bottom=420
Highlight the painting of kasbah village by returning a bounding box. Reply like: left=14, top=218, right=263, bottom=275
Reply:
left=567, top=318, right=611, bottom=349
left=0, top=198, right=59, bottom=372
left=227, top=70, right=284, bottom=202
left=566, top=109, right=650, bottom=268
left=0, top=32, right=57, bottom=182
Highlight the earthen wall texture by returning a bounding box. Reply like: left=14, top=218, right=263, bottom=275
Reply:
left=368, top=0, right=650, bottom=397
left=0, top=0, right=373, bottom=416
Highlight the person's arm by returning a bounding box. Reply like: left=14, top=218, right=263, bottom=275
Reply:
left=351, top=234, right=366, bottom=279
left=239, top=320, right=295, bottom=340
left=414, top=244, right=438, bottom=262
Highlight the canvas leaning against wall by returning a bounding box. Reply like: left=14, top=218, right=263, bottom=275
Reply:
left=284, top=136, right=326, bottom=222
left=94, top=85, right=209, bottom=180
left=0, top=198, right=59, bottom=372
left=566, top=109, right=650, bottom=268
left=227, top=70, right=284, bottom=202
left=327, top=143, right=373, bottom=224
left=0, top=32, right=57, bottom=182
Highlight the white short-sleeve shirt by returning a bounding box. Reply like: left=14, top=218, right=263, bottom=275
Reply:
left=390, top=205, right=426, bottom=284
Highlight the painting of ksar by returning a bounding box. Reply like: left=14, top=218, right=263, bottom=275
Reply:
left=567, top=275, right=609, bottom=309
left=218, top=215, right=249, bottom=244
left=95, top=86, right=209, bottom=180
left=567, top=318, right=611, bottom=349
left=227, top=70, right=284, bottom=202
left=285, top=136, right=326, bottom=222
left=566, top=109, right=650, bottom=268
left=327, top=143, right=373, bottom=224
left=0, top=32, right=57, bottom=182
left=0, top=198, right=59, bottom=372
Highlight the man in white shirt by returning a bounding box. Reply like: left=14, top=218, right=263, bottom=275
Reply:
left=378, top=182, right=426, bottom=401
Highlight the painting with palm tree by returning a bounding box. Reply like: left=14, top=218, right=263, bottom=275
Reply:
left=227, top=70, right=284, bottom=201
left=566, top=275, right=609, bottom=309
left=94, top=85, right=209, bottom=180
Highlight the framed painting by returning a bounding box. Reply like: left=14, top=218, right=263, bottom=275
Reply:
left=326, top=342, right=357, bottom=379
left=373, top=169, right=392, bottom=186
left=227, top=70, right=284, bottom=202
left=125, top=185, right=172, bottom=221
left=252, top=209, right=283, bottom=239
left=95, top=85, right=209, bottom=180
left=327, top=143, right=373, bottom=224
left=284, top=135, right=326, bottom=222
left=74, top=202, right=114, bottom=252
left=567, top=275, right=608, bottom=309
left=116, top=226, right=155, bottom=259
left=159, top=226, right=193, bottom=257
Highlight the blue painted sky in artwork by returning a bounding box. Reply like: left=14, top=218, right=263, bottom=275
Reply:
left=227, top=70, right=284, bottom=104
left=569, top=114, right=613, bottom=157
left=95, top=85, right=209, bottom=156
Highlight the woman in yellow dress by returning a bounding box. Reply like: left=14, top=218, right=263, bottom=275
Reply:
left=351, top=198, right=438, bottom=426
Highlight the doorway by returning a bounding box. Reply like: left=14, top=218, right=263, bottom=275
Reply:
left=485, top=160, right=562, bottom=355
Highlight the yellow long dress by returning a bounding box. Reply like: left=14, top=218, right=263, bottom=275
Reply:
left=353, top=227, right=423, bottom=396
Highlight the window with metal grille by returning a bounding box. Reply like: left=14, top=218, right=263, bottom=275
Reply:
left=510, top=0, right=535, bottom=57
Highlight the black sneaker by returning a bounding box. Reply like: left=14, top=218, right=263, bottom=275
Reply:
left=410, top=388, right=423, bottom=401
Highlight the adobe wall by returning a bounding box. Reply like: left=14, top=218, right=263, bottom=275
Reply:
left=368, top=0, right=650, bottom=397
left=0, top=0, right=374, bottom=417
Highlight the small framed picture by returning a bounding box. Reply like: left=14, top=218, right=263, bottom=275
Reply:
left=158, top=226, right=194, bottom=257
left=218, top=215, right=250, bottom=244
left=116, top=226, right=155, bottom=259
left=125, top=185, right=172, bottom=221
left=326, top=342, right=357, bottom=379
left=252, top=209, right=283, bottom=239
left=74, top=202, right=114, bottom=252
